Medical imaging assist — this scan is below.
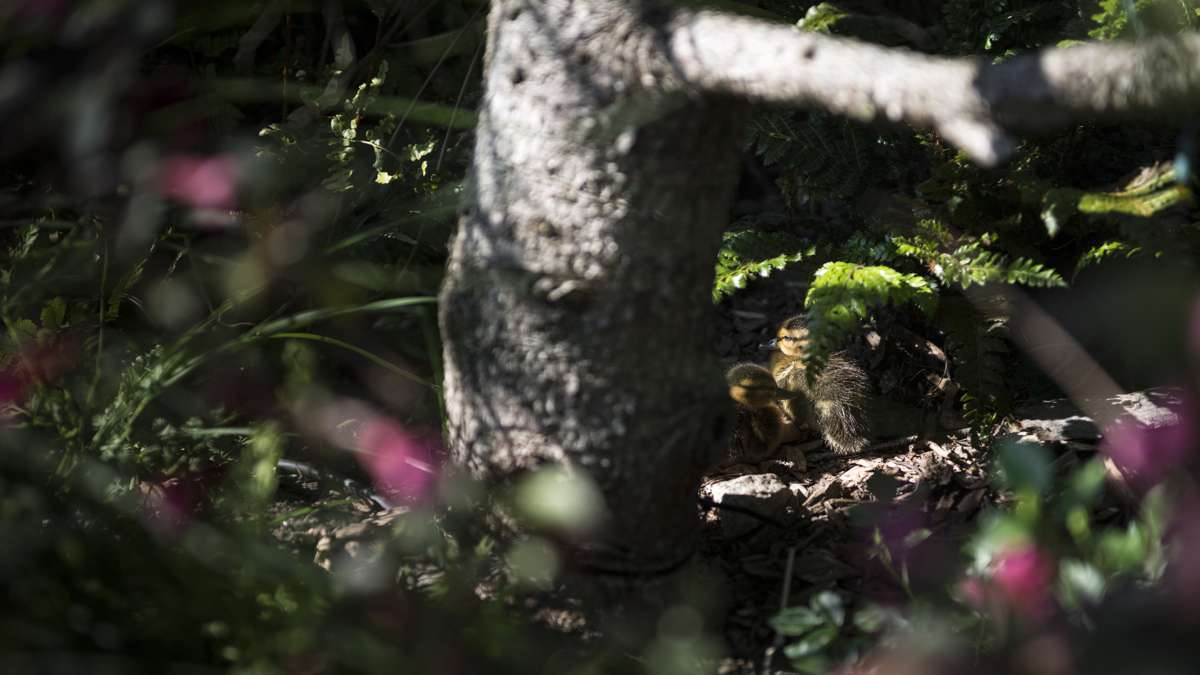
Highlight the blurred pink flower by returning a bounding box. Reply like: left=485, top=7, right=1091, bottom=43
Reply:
left=140, top=471, right=223, bottom=539
left=957, top=577, right=988, bottom=609
left=158, top=154, right=240, bottom=210
left=26, top=334, right=79, bottom=382
left=17, top=0, right=67, bottom=18
left=993, top=544, right=1056, bottom=618
left=357, top=417, right=438, bottom=502
left=957, top=545, right=1057, bottom=621
left=0, top=370, right=26, bottom=426
left=0, top=370, right=27, bottom=405
left=0, top=336, right=79, bottom=413
left=1101, top=404, right=1196, bottom=490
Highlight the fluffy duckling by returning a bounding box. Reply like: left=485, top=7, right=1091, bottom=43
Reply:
left=725, top=362, right=801, bottom=461
left=767, top=316, right=871, bottom=454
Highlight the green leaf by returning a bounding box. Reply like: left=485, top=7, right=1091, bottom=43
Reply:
left=803, top=261, right=937, bottom=367
left=713, top=229, right=813, bottom=302
left=1058, top=559, right=1106, bottom=608
left=1078, top=184, right=1192, bottom=217
left=1139, top=485, right=1170, bottom=580
left=994, top=437, right=1053, bottom=494
left=785, top=655, right=829, bottom=675
left=236, top=423, right=285, bottom=510
left=810, top=590, right=845, bottom=627
left=12, top=319, right=37, bottom=347
left=1074, top=241, right=1144, bottom=278
left=896, top=225, right=1065, bottom=290
left=1040, top=187, right=1080, bottom=236
left=782, top=624, right=837, bottom=658
left=1006, top=257, right=1066, bottom=288
left=1064, top=458, right=1108, bottom=508
left=903, top=528, right=933, bottom=549
left=1042, top=163, right=1190, bottom=232
left=853, top=604, right=902, bottom=634
left=1096, top=523, right=1150, bottom=573
left=770, top=607, right=825, bottom=636
left=797, top=3, right=849, bottom=32
left=967, top=513, right=1033, bottom=571
left=1141, top=484, right=1171, bottom=542
left=40, top=297, right=66, bottom=330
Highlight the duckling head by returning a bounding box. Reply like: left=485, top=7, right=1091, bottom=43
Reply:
left=726, top=363, right=781, bottom=409
left=763, top=315, right=811, bottom=359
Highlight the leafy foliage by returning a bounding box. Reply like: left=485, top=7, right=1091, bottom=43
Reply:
left=939, top=0, right=1085, bottom=55
left=723, top=0, right=1199, bottom=452
left=714, top=229, right=814, bottom=302
left=1090, top=0, right=1200, bottom=39
left=1040, top=162, right=1194, bottom=240
left=0, top=1, right=487, bottom=671
left=1073, top=240, right=1146, bottom=277
left=745, top=110, right=880, bottom=207
left=5, top=0, right=1200, bottom=674
left=895, top=228, right=1067, bottom=290
left=938, top=295, right=1013, bottom=435
left=802, top=262, right=936, bottom=368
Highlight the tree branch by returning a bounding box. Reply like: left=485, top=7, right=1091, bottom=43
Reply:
left=660, top=10, right=1200, bottom=166
left=287, top=0, right=358, bottom=127
left=234, top=0, right=285, bottom=76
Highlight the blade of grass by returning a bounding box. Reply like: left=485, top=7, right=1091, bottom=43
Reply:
left=323, top=201, right=459, bottom=255
left=266, top=331, right=438, bottom=390
left=418, top=304, right=447, bottom=439
left=207, top=78, right=477, bottom=129
left=270, top=498, right=359, bottom=527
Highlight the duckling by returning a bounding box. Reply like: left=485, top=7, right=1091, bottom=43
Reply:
left=725, top=362, right=802, bottom=462
left=767, top=316, right=871, bottom=455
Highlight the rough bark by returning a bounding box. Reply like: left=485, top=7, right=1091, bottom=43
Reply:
left=439, top=0, right=744, bottom=572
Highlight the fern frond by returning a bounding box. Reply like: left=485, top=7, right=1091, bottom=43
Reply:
left=1040, top=163, right=1193, bottom=235
left=938, top=296, right=1012, bottom=436
left=713, top=229, right=814, bottom=303
left=1078, top=184, right=1193, bottom=217
left=803, top=262, right=937, bottom=368
left=896, top=237, right=1066, bottom=290
left=1073, top=240, right=1145, bottom=278
left=1090, top=0, right=1198, bottom=40
left=745, top=110, right=876, bottom=206
left=1005, top=257, right=1068, bottom=287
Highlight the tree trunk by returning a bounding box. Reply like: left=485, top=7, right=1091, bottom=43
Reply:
left=438, top=0, right=743, bottom=571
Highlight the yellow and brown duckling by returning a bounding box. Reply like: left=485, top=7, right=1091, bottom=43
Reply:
left=766, top=315, right=871, bottom=455
left=725, top=362, right=802, bottom=461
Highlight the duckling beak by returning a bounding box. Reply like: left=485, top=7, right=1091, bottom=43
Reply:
left=759, top=337, right=779, bottom=351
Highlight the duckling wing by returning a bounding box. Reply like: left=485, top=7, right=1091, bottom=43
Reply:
left=809, top=353, right=871, bottom=454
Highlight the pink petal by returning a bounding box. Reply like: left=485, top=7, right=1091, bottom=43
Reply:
left=992, top=545, right=1056, bottom=618
left=158, top=154, right=240, bottom=210
left=957, top=577, right=988, bottom=610
left=18, top=0, right=67, bottom=18
left=1101, top=402, right=1196, bottom=490
left=357, top=418, right=438, bottom=502
left=140, top=473, right=214, bottom=539
left=0, top=371, right=26, bottom=405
